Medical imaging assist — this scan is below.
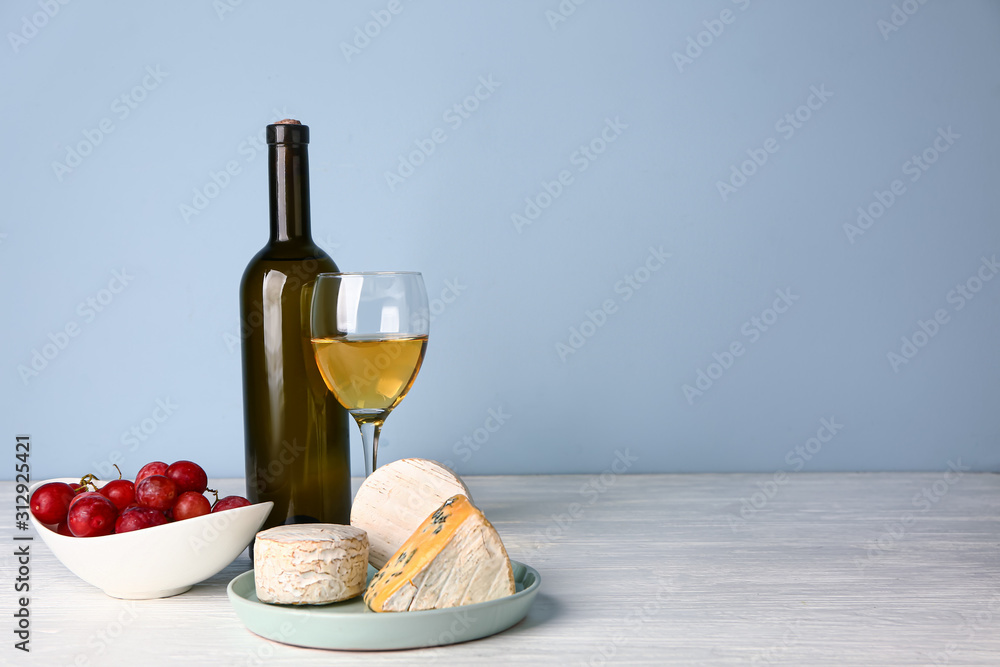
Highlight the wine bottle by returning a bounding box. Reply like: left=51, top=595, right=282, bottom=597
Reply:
left=240, top=119, right=351, bottom=532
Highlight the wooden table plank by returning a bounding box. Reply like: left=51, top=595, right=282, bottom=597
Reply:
left=3, top=473, right=998, bottom=665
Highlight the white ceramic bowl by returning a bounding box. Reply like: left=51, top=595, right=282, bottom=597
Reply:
left=29, top=478, right=273, bottom=599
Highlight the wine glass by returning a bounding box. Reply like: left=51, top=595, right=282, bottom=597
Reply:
left=310, top=272, right=429, bottom=477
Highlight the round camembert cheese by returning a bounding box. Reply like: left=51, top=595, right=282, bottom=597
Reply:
left=254, top=524, right=369, bottom=605
left=351, top=458, right=470, bottom=569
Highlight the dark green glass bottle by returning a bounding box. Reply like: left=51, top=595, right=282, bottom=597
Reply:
left=240, top=119, right=351, bottom=532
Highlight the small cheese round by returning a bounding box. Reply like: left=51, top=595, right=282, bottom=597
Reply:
left=254, top=524, right=368, bottom=605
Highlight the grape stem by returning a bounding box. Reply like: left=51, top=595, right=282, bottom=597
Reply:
left=76, top=473, right=99, bottom=492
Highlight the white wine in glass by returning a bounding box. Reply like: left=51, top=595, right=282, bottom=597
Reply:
left=310, top=272, right=429, bottom=476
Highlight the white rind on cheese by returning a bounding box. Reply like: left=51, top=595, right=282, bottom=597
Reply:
left=364, top=495, right=516, bottom=612
left=388, top=514, right=515, bottom=611
left=254, top=524, right=368, bottom=605
left=351, top=458, right=470, bottom=569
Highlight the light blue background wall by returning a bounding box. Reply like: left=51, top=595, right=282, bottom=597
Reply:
left=3, top=0, right=999, bottom=479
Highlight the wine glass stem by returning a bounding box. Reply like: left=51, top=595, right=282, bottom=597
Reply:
left=357, top=420, right=382, bottom=477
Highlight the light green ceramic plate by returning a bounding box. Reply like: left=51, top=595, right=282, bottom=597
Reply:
left=227, top=560, right=540, bottom=651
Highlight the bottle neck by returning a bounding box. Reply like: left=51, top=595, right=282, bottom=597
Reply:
left=268, top=142, right=311, bottom=243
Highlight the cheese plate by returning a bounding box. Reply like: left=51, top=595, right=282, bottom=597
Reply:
left=227, top=560, right=540, bottom=650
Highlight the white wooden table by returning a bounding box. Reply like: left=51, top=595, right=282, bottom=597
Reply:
left=3, top=473, right=999, bottom=665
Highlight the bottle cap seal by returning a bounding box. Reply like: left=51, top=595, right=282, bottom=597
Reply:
left=267, top=120, right=309, bottom=145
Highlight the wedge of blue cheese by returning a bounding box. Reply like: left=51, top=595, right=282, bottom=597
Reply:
left=254, top=524, right=368, bottom=605
left=364, top=495, right=515, bottom=612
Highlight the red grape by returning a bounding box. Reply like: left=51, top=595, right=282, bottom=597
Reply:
left=67, top=493, right=118, bottom=537
left=173, top=491, right=211, bottom=520
left=136, top=461, right=168, bottom=485
left=115, top=507, right=169, bottom=533
left=135, top=475, right=178, bottom=511
left=30, top=482, right=77, bottom=524
left=99, top=479, right=135, bottom=511
left=55, top=522, right=72, bottom=536
left=213, top=496, right=251, bottom=512
left=166, top=460, right=208, bottom=494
